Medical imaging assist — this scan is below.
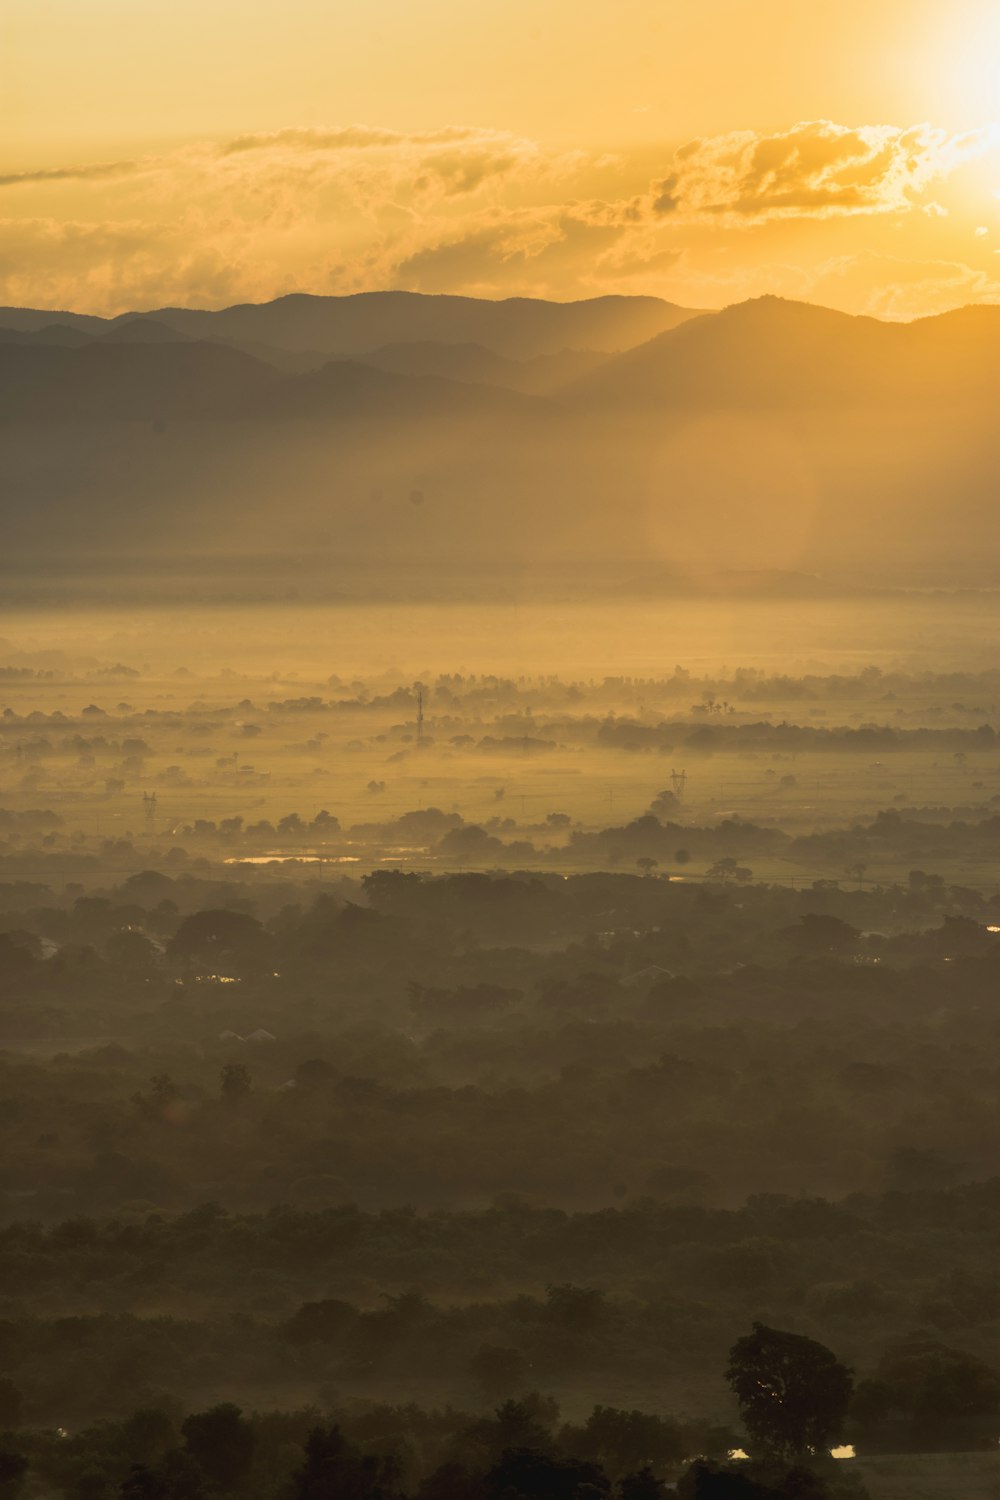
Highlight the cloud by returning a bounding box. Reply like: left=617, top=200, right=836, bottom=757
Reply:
left=211, top=125, right=543, bottom=205
left=813, top=250, right=1000, bottom=320
left=220, top=125, right=510, bottom=155
left=0, top=117, right=997, bottom=316
left=648, top=121, right=996, bottom=223
left=0, top=160, right=137, bottom=188
left=391, top=204, right=634, bottom=297
left=0, top=218, right=264, bottom=314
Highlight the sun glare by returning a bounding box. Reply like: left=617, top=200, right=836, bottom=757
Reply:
left=944, top=7, right=1000, bottom=123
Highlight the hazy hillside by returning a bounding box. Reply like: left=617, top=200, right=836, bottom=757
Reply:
left=0, top=341, right=544, bottom=424
left=244, top=357, right=543, bottom=421
left=0, top=341, right=275, bottom=421
left=2, top=292, right=1000, bottom=593
left=97, top=316, right=193, bottom=344
left=0, top=323, right=94, bottom=348
left=574, top=295, right=1000, bottom=409
left=0, top=290, right=700, bottom=359
left=131, top=290, right=700, bottom=357
left=0, top=307, right=108, bottom=335
left=357, top=340, right=608, bottom=394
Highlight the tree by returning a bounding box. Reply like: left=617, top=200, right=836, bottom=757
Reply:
left=725, top=1324, right=853, bottom=1458
left=677, top=1461, right=825, bottom=1499
left=0, top=1452, right=27, bottom=1500
left=708, top=858, right=753, bottom=884
left=292, top=1424, right=399, bottom=1500
left=416, top=1462, right=479, bottom=1500
left=0, top=1380, right=21, bottom=1429
left=872, top=1334, right=1000, bottom=1439
left=784, top=914, right=859, bottom=955
left=464, top=1398, right=558, bottom=1466
left=485, top=1449, right=609, bottom=1500
left=106, top=930, right=158, bottom=969
left=563, top=1407, right=685, bottom=1478
left=181, top=1405, right=254, bottom=1491
left=169, top=909, right=265, bottom=964
left=545, top=1284, right=605, bottom=1330
left=119, top=1466, right=168, bottom=1500
left=219, top=1063, right=252, bottom=1104
left=132, top=1074, right=179, bottom=1123
left=619, top=1466, right=668, bottom=1500
left=282, top=1299, right=358, bottom=1346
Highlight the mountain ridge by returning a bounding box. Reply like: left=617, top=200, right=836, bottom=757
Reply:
left=0, top=289, right=701, bottom=359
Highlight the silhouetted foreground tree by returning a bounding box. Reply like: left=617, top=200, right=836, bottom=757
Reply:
left=485, top=1447, right=609, bottom=1500
left=180, top=1405, right=254, bottom=1491
left=0, top=1451, right=27, bottom=1500
left=677, top=1460, right=835, bottom=1499
left=292, top=1425, right=401, bottom=1500
left=726, top=1325, right=853, bottom=1459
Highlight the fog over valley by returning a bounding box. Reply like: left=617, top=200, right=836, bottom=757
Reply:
left=4, top=292, right=1000, bottom=594
left=8, top=3, right=1000, bottom=1493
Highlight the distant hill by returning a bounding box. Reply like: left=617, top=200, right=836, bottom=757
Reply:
left=0, top=307, right=109, bottom=335
left=0, top=341, right=275, bottom=421
left=0, top=342, right=543, bottom=424
left=244, top=357, right=543, bottom=421
left=32, top=323, right=96, bottom=348
left=355, top=340, right=607, bottom=394
left=130, top=290, right=701, bottom=358
left=0, top=327, right=47, bottom=347
left=97, top=317, right=192, bottom=344
left=573, top=295, right=1000, bottom=409
left=0, top=290, right=701, bottom=359
left=0, top=317, right=328, bottom=372
left=0, top=322, right=94, bottom=348
left=0, top=323, right=93, bottom=348
left=6, top=292, right=1000, bottom=426
left=2, top=292, right=1000, bottom=592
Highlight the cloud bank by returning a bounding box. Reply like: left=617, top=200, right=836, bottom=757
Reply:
left=0, top=118, right=997, bottom=318
left=650, top=121, right=992, bottom=221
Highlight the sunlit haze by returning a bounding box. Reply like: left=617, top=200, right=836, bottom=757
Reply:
left=4, top=0, right=1000, bottom=315
left=5, top=7, right=1000, bottom=1496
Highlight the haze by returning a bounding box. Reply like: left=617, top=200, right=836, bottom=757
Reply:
left=4, top=5, right=1000, bottom=1500
left=4, top=0, right=1000, bottom=315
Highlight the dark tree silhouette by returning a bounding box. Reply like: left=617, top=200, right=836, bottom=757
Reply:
left=292, top=1424, right=400, bottom=1500
left=169, top=909, right=264, bottom=962
left=219, top=1062, right=252, bottom=1103
left=485, top=1448, right=609, bottom=1500
left=0, top=1381, right=21, bottom=1430
left=181, top=1405, right=254, bottom=1491
left=0, top=1452, right=27, bottom=1500
left=119, top=1465, right=168, bottom=1500
left=726, top=1324, right=853, bottom=1458
left=619, top=1466, right=668, bottom=1500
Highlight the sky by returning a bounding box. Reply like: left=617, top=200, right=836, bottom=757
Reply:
left=3, top=0, right=1000, bottom=317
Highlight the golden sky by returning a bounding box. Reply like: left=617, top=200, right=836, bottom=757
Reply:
left=3, top=0, right=1000, bottom=316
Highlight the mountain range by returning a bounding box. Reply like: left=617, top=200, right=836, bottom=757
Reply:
left=3, top=291, right=1000, bottom=420
left=1, top=290, right=999, bottom=593
left=0, top=289, right=697, bottom=360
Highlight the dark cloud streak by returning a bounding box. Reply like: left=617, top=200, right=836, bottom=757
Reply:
left=0, top=160, right=137, bottom=189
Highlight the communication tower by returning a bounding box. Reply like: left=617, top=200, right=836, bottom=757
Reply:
left=142, top=791, right=157, bottom=836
